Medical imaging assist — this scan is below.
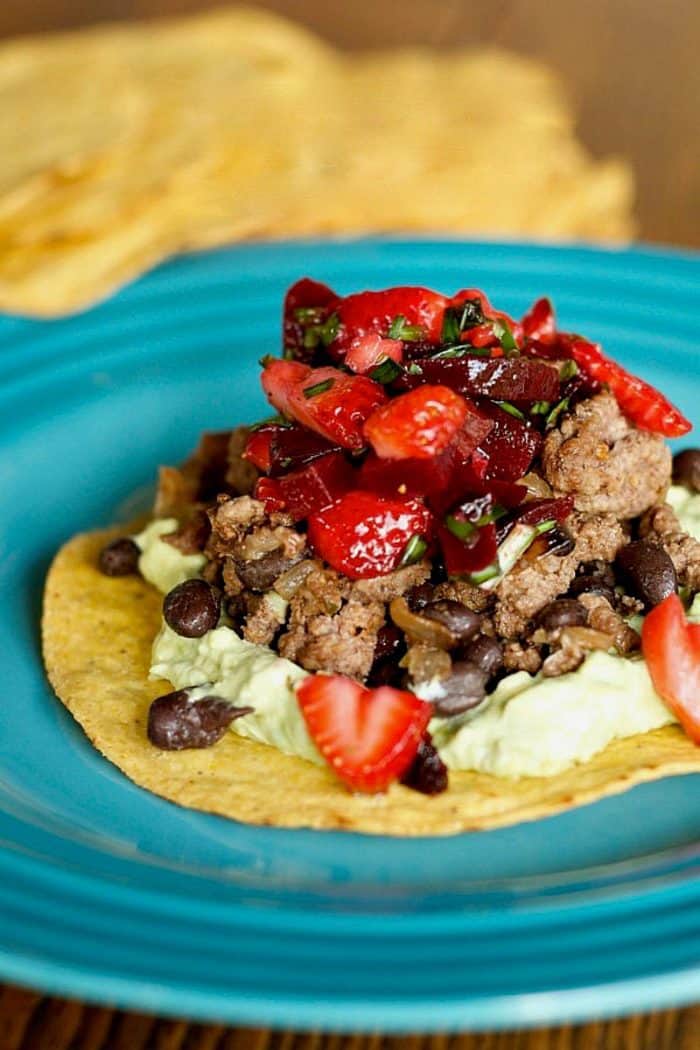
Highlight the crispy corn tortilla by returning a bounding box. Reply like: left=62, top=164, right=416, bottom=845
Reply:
left=42, top=526, right=700, bottom=836
left=0, top=8, right=634, bottom=317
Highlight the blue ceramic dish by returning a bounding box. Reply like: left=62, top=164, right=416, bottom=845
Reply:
left=1, top=239, right=699, bottom=1031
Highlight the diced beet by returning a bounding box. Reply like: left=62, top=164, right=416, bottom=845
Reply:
left=243, top=427, right=275, bottom=473
left=398, top=356, right=560, bottom=403
left=515, top=497, right=575, bottom=526
left=268, top=425, right=341, bottom=476
left=476, top=404, right=543, bottom=482
left=438, top=523, right=497, bottom=576
left=278, top=452, right=354, bottom=520
left=283, top=278, right=339, bottom=362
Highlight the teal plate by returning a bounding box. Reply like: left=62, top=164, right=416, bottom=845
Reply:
left=1, top=239, right=699, bottom=1031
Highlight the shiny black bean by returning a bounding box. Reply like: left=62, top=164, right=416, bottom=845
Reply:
left=616, top=540, right=678, bottom=610
left=432, top=660, right=488, bottom=717
left=461, top=634, right=504, bottom=678
left=422, top=600, right=481, bottom=644
left=577, top=560, right=616, bottom=587
left=536, top=598, right=588, bottom=631
left=401, top=735, right=448, bottom=795
left=147, top=688, right=253, bottom=749
left=234, top=549, right=304, bottom=592
left=407, top=583, right=435, bottom=610
left=163, top=578, right=220, bottom=637
left=98, top=537, right=140, bottom=576
left=569, top=575, right=617, bottom=605
left=672, top=448, right=700, bottom=492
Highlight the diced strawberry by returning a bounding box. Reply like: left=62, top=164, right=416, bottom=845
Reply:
left=397, top=356, right=560, bottom=403
left=345, top=333, right=404, bottom=374
left=364, top=386, right=470, bottom=460
left=278, top=452, right=354, bottom=521
left=476, top=403, right=543, bottom=482
left=642, top=594, right=700, bottom=744
left=334, top=287, right=448, bottom=351
left=521, top=297, right=556, bottom=345
left=296, top=674, right=432, bottom=793
left=448, top=288, right=524, bottom=347
left=261, top=360, right=387, bottom=451
left=560, top=335, right=691, bottom=438
left=283, top=278, right=339, bottom=361
left=438, top=522, right=498, bottom=576
left=253, top=476, right=286, bottom=514
left=243, top=427, right=275, bottom=473
left=307, top=491, right=433, bottom=579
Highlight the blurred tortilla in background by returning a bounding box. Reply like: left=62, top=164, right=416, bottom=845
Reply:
left=0, top=6, right=634, bottom=317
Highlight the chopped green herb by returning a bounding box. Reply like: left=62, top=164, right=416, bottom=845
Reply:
left=248, top=414, right=292, bottom=431
left=534, top=519, right=556, bottom=535
left=445, top=516, right=478, bottom=542
left=530, top=400, right=551, bottom=415
left=293, top=306, right=325, bottom=323
left=300, top=312, right=340, bottom=351
left=258, top=354, right=277, bottom=368
left=440, top=298, right=485, bottom=343
left=407, top=362, right=424, bottom=376
left=303, top=378, right=334, bottom=399
left=282, top=346, right=296, bottom=360
left=388, top=314, right=424, bottom=341
left=559, top=359, right=579, bottom=381
left=491, top=318, right=519, bottom=354
left=440, top=309, right=460, bottom=344
left=495, top=400, right=526, bottom=421
left=398, top=534, right=428, bottom=567
left=430, top=344, right=492, bottom=360
left=545, top=396, right=570, bottom=427
left=370, top=357, right=404, bottom=384
left=467, top=561, right=501, bottom=586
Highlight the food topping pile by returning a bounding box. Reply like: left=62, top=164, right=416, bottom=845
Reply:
left=99, top=280, right=700, bottom=796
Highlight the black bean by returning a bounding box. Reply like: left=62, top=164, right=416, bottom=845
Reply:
left=577, top=560, right=616, bottom=587
left=432, top=660, right=488, bottom=717
left=147, top=688, right=253, bottom=750
left=407, top=583, right=435, bottom=610
left=616, top=540, right=678, bottom=610
left=422, top=600, right=481, bottom=644
left=672, top=449, right=700, bottom=492
left=569, top=575, right=617, bottom=605
left=235, top=549, right=303, bottom=592
left=373, top=624, right=404, bottom=662
left=536, top=598, right=588, bottom=631
left=98, top=537, right=141, bottom=576
left=401, top=735, right=448, bottom=795
left=163, top=578, right=220, bottom=637
left=461, top=634, right=504, bottom=678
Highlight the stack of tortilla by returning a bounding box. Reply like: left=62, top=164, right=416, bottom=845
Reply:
left=0, top=6, right=633, bottom=316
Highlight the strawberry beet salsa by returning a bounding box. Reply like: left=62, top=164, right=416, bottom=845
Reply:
left=99, top=278, right=700, bottom=796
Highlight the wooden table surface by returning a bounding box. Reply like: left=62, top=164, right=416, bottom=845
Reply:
left=0, top=2, right=698, bottom=1047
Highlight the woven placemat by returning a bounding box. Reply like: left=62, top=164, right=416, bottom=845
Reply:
left=0, top=985, right=698, bottom=1050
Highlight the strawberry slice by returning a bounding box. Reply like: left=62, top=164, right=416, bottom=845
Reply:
left=278, top=452, right=354, bottom=520
left=345, top=332, right=404, bottom=375
left=363, top=385, right=470, bottom=460
left=642, top=593, right=700, bottom=744
left=560, top=335, right=691, bottom=438
left=334, top=287, right=448, bottom=351
left=253, top=476, right=286, bottom=514
left=243, top=426, right=275, bottom=473
left=261, top=360, right=387, bottom=451
left=521, top=297, right=556, bottom=345
left=296, top=674, right=432, bottom=792
left=307, top=490, right=433, bottom=579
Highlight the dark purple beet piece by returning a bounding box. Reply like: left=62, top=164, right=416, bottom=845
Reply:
left=476, top=404, right=543, bottom=482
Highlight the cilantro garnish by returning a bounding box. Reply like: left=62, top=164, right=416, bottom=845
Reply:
left=303, top=378, right=335, bottom=399
left=398, top=534, right=428, bottom=567
left=370, top=357, right=404, bottom=384
left=388, top=315, right=425, bottom=341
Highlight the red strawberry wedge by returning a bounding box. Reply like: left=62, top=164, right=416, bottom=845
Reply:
left=333, top=287, right=448, bottom=351
left=261, top=360, right=387, bottom=450
left=364, top=385, right=469, bottom=460
left=307, top=490, right=433, bottom=578
left=296, top=674, right=432, bottom=792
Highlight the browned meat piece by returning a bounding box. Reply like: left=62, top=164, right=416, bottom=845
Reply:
left=541, top=626, right=614, bottom=677
left=542, top=391, right=670, bottom=518
left=577, top=593, right=640, bottom=653
left=206, top=495, right=301, bottom=562
left=503, top=640, right=542, bottom=674
left=351, top=562, right=431, bottom=603
left=226, top=425, right=258, bottom=495
left=162, top=509, right=211, bottom=554
left=494, top=512, right=627, bottom=638
left=243, top=594, right=287, bottom=646
left=639, top=502, right=700, bottom=591
left=279, top=591, right=385, bottom=682
left=433, top=578, right=493, bottom=613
